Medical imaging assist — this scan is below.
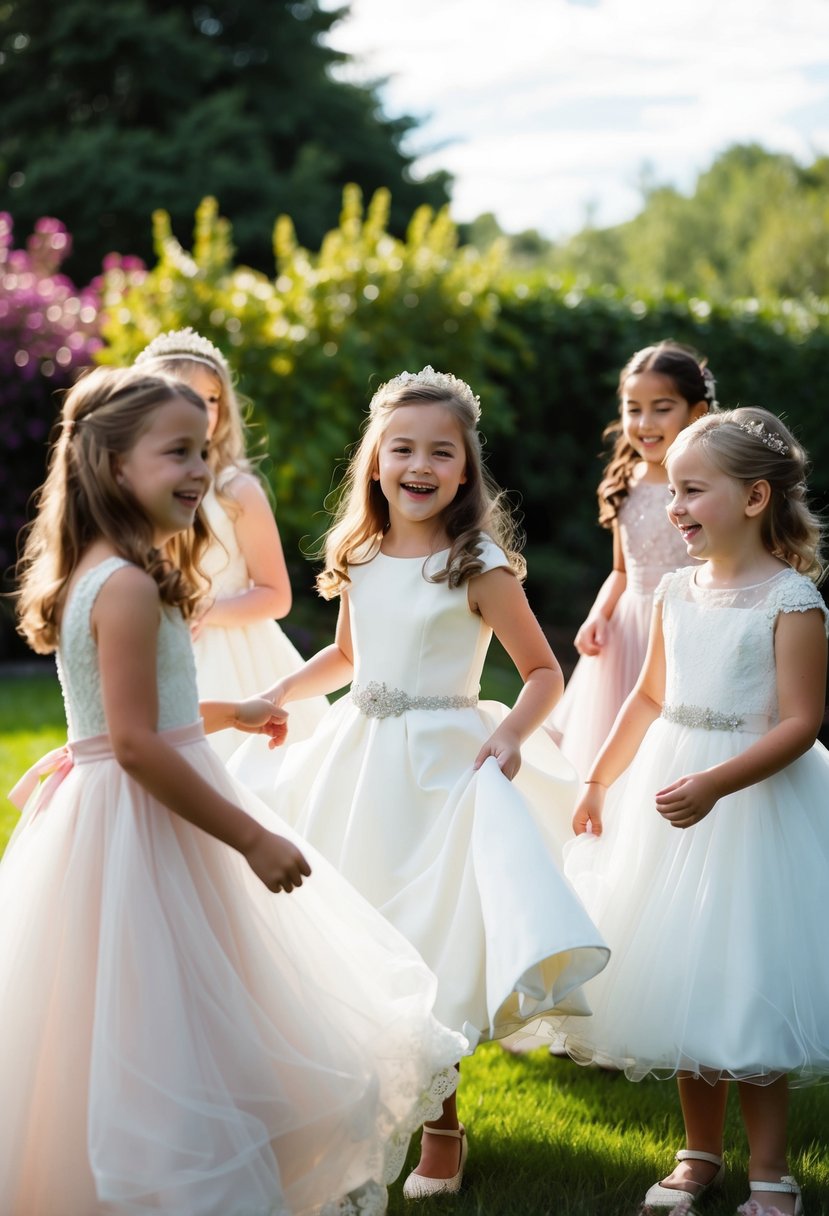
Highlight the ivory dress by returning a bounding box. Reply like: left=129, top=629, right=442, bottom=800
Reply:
left=0, top=557, right=466, bottom=1216
left=550, top=480, right=690, bottom=778
left=557, top=566, right=829, bottom=1084
left=257, top=539, right=610, bottom=1045
left=193, top=473, right=327, bottom=762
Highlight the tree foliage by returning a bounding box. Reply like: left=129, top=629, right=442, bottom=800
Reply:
left=0, top=0, right=451, bottom=281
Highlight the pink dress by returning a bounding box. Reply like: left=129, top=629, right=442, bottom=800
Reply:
left=550, top=480, right=690, bottom=779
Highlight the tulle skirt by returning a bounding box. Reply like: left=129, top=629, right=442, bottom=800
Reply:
left=193, top=618, right=328, bottom=762
left=554, top=719, right=829, bottom=1086
left=0, top=724, right=465, bottom=1215
left=549, top=588, right=653, bottom=779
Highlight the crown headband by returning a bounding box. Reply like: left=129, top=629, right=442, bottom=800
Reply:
left=371, top=365, right=481, bottom=421
left=701, top=366, right=718, bottom=408
left=135, top=327, right=230, bottom=375
left=736, top=419, right=789, bottom=456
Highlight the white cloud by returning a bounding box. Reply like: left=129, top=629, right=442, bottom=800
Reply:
left=321, top=0, right=829, bottom=236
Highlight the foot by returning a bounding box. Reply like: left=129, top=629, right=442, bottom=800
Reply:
left=413, top=1123, right=463, bottom=1180
left=739, top=1175, right=802, bottom=1216
left=659, top=1158, right=721, bottom=1196
left=643, top=1150, right=724, bottom=1210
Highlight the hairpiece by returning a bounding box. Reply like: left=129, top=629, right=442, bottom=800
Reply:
left=736, top=419, right=789, bottom=456
left=135, top=327, right=229, bottom=375
left=372, top=365, right=481, bottom=422
left=701, top=366, right=718, bottom=408
left=61, top=417, right=76, bottom=438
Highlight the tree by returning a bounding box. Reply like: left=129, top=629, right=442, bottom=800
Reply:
left=0, top=0, right=451, bottom=281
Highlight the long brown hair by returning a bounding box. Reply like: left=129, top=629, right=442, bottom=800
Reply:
left=316, top=370, right=525, bottom=599
left=598, top=340, right=715, bottom=528
left=16, top=367, right=210, bottom=654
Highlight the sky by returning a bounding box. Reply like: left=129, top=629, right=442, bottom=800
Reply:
left=320, top=0, right=829, bottom=240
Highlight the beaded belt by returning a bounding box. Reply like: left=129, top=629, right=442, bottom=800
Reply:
left=351, top=680, right=478, bottom=719
left=661, top=704, right=772, bottom=733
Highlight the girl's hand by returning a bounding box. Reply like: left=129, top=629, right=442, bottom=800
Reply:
left=234, top=696, right=289, bottom=747
left=473, top=726, right=522, bottom=780
left=574, top=611, right=609, bottom=657
left=244, top=827, right=311, bottom=893
left=573, top=783, right=605, bottom=835
left=655, top=771, right=719, bottom=828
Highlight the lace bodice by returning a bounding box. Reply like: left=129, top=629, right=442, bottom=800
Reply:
left=618, top=480, right=690, bottom=595
left=345, top=538, right=511, bottom=699
left=57, top=557, right=200, bottom=740
left=657, top=566, right=829, bottom=725
left=199, top=469, right=249, bottom=596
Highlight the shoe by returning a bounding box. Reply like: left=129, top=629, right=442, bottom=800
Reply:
left=643, top=1149, right=725, bottom=1209
left=737, top=1175, right=803, bottom=1216
left=402, top=1124, right=467, bottom=1199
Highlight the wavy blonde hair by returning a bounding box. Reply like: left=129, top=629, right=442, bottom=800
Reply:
left=666, top=407, right=824, bottom=581
left=16, top=367, right=210, bottom=654
left=316, top=375, right=525, bottom=599
left=598, top=340, right=715, bottom=528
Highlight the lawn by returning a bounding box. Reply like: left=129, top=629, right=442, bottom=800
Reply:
left=1, top=666, right=827, bottom=1215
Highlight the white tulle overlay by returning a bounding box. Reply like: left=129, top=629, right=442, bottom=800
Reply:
left=555, top=566, right=829, bottom=1086
left=242, top=541, right=610, bottom=1044
left=550, top=480, right=691, bottom=778
left=0, top=558, right=466, bottom=1216
left=193, top=478, right=327, bottom=762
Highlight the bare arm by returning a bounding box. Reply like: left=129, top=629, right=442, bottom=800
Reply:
left=261, top=593, right=355, bottom=707
left=655, top=607, right=827, bottom=828
left=195, top=475, right=292, bottom=631
left=95, top=567, right=309, bottom=891
left=574, top=527, right=627, bottom=656
left=470, top=567, right=563, bottom=779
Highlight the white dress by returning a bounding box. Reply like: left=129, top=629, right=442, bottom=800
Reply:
left=257, top=540, right=610, bottom=1045
left=550, top=481, right=690, bottom=778
left=557, top=566, right=829, bottom=1085
left=0, top=557, right=466, bottom=1216
left=193, top=473, right=328, bottom=762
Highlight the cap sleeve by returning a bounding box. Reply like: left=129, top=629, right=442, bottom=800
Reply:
left=770, top=570, right=829, bottom=636
left=474, top=535, right=512, bottom=575
left=653, top=567, right=687, bottom=606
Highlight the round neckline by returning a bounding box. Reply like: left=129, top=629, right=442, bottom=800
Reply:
left=376, top=546, right=450, bottom=561
left=690, top=566, right=790, bottom=593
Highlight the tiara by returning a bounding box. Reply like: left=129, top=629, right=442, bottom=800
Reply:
left=135, top=327, right=229, bottom=374
left=701, top=366, right=718, bottom=407
left=736, top=419, right=789, bottom=456
left=372, top=366, right=481, bottom=421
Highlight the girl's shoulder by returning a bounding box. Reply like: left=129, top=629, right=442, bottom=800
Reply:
left=653, top=566, right=693, bottom=605
left=767, top=567, right=829, bottom=634
left=470, top=533, right=512, bottom=576
left=214, top=465, right=262, bottom=499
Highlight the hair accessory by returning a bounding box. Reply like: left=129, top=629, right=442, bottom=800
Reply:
left=737, top=419, right=789, bottom=456
left=61, top=417, right=77, bottom=438
left=701, top=366, right=718, bottom=407
left=135, top=327, right=229, bottom=374
left=372, top=365, right=481, bottom=421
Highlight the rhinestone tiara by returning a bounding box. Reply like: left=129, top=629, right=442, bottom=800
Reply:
left=701, top=366, right=718, bottom=407
left=736, top=418, right=789, bottom=456
left=371, top=365, right=481, bottom=421
left=135, top=327, right=229, bottom=374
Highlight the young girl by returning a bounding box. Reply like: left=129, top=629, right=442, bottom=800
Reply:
left=136, top=328, right=327, bottom=762
left=2, top=366, right=466, bottom=1216
left=548, top=341, right=715, bottom=779
left=249, top=366, right=610, bottom=1197
left=559, top=408, right=829, bottom=1215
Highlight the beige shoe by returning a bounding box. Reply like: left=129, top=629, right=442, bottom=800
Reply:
left=402, top=1124, right=467, bottom=1199
left=737, top=1175, right=803, bottom=1216
left=643, top=1149, right=724, bottom=1210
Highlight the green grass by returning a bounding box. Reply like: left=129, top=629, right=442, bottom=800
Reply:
left=2, top=669, right=827, bottom=1215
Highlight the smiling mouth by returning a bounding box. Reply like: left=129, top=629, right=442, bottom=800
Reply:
left=174, top=491, right=201, bottom=508
left=402, top=482, right=436, bottom=495
left=679, top=523, right=701, bottom=541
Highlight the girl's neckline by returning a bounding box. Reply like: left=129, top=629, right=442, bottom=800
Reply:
left=377, top=546, right=451, bottom=561
left=690, top=566, right=790, bottom=593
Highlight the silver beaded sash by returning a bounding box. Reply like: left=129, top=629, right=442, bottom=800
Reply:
left=661, top=704, right=771, bottom=733
left=351, top=680, right=478, bottom=719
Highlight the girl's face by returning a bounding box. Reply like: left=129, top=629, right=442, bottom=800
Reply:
left=115, top=396, right=210, bottom=546
left=373, top=403, right=467, bottom=531
left=621, top=371, right=705, bottom=467
left=667, top=445, right=758, bottom=562
left=181, top=365, right=222, bottom=439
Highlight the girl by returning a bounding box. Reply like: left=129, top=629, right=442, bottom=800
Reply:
left=548, top=341, right=715, bottom=779
left=136, top=328, right=327, bottom=762
left=251, top=366, right=609, bottom=1197
left=2, top=366, right=466, bottom=1216
left=560, top=408, right=829, bottom=1215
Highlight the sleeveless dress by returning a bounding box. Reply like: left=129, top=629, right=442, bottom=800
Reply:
left=193, top=473, right=327, bottom=762
left=254, top=539, right=610, bottom=1045
left=0, top=557, right=466, bottom=1216
left=556, top=565, right=829, bottom=1084
left=550, top=480, right=690, bottom=779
